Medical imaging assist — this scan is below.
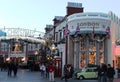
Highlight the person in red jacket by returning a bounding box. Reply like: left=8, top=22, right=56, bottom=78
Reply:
left=48, top=63, right=55, bottom=82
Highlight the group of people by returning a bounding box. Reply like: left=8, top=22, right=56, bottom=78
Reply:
left=61, top=64, right=74, bottom=82
left=39, top=63, right=55, bottom=82
left=98, top=63, right=115, bottom=82
left=7, top=60, right=18, bottom=77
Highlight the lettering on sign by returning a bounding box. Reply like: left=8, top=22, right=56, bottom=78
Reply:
left=79, top=22, right=99, bottom=27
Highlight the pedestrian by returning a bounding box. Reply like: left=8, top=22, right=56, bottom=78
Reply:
left=7, top=60, right=14, bottom=77
left=40, top=64, right=46, bottom=78
left=61, top=64, right=69, bottom=82
left=13, top=60, right=18, bottom=77
left=46, top=64, right=49, bottom=78
left=69, top=65, right=74, bottom=78
left=107, top=64, right=115, bottom=82
left=48, top=63, right=55, bottom=82
left=102, top=63, right=107, bottom=82
left=0, top=62, right=3, bottom=71
left=98, top=63, right=104, bottom=82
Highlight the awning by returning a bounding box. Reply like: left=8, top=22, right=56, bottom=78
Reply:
left=69, top=31, right=107, bottom=35
left=0, top=30, right=6, bottom=36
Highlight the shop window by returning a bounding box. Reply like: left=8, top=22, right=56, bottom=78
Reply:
left=80, top=39, right=86, bottom=51
left=1, top=43, right=8, bottom=51
left=11, top=42, right=23, bottom=53
left=89, top=40, right=96, bottom=51
left=100, top=53, right=104, bottom=63
left=88, top=52, right=96, bottom=65
left=80, top=52, right=86, bottom=68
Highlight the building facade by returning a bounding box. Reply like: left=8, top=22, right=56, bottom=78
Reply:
left=0, top=28, right=45, bottom=66
left=44, top=2, right=120, bottom=73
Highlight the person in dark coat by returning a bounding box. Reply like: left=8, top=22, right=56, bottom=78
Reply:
left=13, top=61, right=18, bottom=77
left=70, top=65, right=74, bottom=78
left=98, top=63, right=104, bottom=82
left=107, top=64, right=115, bottom=82
left=61, top=64, right=69, bottom=82
left=7, top=61, right=14, bottom=77
left=102, top=63, right=108, bottom=82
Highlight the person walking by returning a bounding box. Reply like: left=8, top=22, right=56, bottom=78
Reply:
left=40, top=64, right=46, bottom=78
left=46, top=64, right=49, bottom=78
left=61, top=64, right=69, bottom=82
left=69, top=65, right=74, bottom=78
left=48, top=63, right=55, bottom=82
left=102, top=63, right=108, bottom=82
left=7, top=60, right=14, bottom=77
left=107, top=64, right=115, bottom=82
left=13, top=61, right=18, bottom=77
left=98, top=63, right=104, bottom=82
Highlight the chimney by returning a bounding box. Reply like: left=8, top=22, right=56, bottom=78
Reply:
left=45, top=25, right=53, bottom=33
left=53, top=16, right=64, bottom=26
left=66, top=2, right=84, bottom=16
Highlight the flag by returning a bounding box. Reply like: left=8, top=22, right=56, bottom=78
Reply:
left=92, top=27, right=95, bottom=39
left=74, top=23, right=80, bottom=38
left=106, top=26, right=110, bottom=38
left=64, top=24, right=69, bottom=39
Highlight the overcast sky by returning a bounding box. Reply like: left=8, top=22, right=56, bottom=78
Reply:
left=0, top=0, right=119, bottom=33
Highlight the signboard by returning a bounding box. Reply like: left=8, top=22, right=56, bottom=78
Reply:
left=68, top=19, right=110, bottom=32
left=67, top=12, right=110, bottom=33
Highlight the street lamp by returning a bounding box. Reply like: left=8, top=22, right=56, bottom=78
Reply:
left=46, top=42, right=58, bottom=63
left=34, top=50, right=38, bottom=62
left=35, top=50, right=38, bottom=55
left=50, top=42, right=58, bottom=57
left=51, top=43, right=56, bottom=50
left=6, top=57, right=10, bottom=61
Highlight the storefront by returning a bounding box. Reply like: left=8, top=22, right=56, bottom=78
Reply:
left=67, top=12, right=111, bottom=69
left=114, top=46, right=120, bottom=68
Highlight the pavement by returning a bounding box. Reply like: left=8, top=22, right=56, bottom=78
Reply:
left=0, top=69, right=120, bottom=82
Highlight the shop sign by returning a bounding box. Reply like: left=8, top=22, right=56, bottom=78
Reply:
left=79, top=22, right=99, bottom=27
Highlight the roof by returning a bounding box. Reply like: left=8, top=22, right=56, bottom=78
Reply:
left=0, top=36, right=45, bottom=44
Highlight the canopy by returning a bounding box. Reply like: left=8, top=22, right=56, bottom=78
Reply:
left=0, top=30, right=6, bottom=36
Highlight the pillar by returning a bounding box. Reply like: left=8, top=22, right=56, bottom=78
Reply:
left=86, top=36, right=89, bottom=66
left=96, top=36, right=100, bottom=65
left=75, top=37, right=80, bottom=70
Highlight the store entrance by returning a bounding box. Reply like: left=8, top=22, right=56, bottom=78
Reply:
left=54, top=58, right=62, bottom=77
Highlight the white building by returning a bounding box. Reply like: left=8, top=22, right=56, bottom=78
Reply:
left=44, top=2, right=120, bottom=76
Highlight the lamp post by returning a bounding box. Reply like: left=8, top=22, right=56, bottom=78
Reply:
left=48, top=42, right=58, bottom=63
left=34, top=50, right=38, bottom=62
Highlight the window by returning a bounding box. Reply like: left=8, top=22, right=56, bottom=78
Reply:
left=89, top=40, right=96, bottom=51
left=28, top=44, right=33, bottom=51
left=55, top=32, right=58, bottom=42
left=80, top=39, right=86, bottom=51
left=86, top=69, right=92, bottom=72
left=59, top=31, right=62, bottom=40
left=1, top=43, right=8, bottom=51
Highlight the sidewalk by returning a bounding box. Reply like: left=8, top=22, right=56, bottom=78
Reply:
left=53, top=77, right=120, bottom=82
left=0, top=69, right=120, bottom=82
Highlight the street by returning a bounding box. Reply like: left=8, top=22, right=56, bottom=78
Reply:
left=0, top=69, right=120, bottom=82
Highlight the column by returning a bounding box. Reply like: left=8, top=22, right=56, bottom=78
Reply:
left=75, top=38, right=80, bottom=70
left=86, top=36, right=89, bottom=66
left=104, top=38, right=107, bottom=64
left=96, top=36, right=100, bottom=65
left=74, top=41, right=76, bottom=69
